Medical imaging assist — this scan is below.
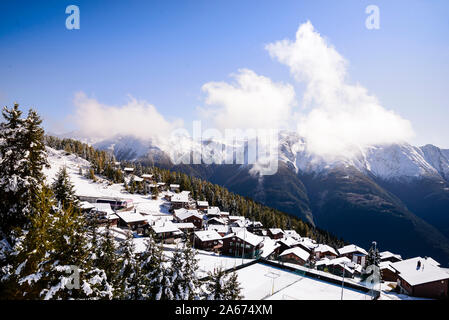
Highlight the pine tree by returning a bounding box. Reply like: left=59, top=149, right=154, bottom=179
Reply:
left=140, top=236, right=172, bottom=299
left=117, top=230, right=145, bottom=299
left=39, top=201, right=113, bottom=300
left=153, top=262, right=173, bottom=300
left=224, top=271, right=243, bottom=300
left=204, top=267, right=243, bottom=300
left=0, top=105, right=48, bottom=297
left=152, top=185, right=159, bottom=199
left=169, top=245, right=185, bottom=299
left=95, top=224, right=120, bottom=296
left=361, top=241, right=381, bottom=282
left=167, top=242, right=204, bottom=300
left=90, top=168, right=97, bottom=181
left=0, top=105, right=47, bottom=236
left=52, top=166, right=78, bottom=210
left=203, top=267, right=228, bottom=300
left=5, top=186, right=113, bottom=299
left=178, top=242, right=203, bottom=300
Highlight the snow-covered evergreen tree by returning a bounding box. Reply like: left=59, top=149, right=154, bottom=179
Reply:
left=139, top=236, right=172, bottom=299
left=0, top=105, right=47, bottom=237
left=5, top=186, right=113, bottom=299
left=361, top=241, right=381, bottom=282
left=224, top=271, right=243, bottom=300
left=177, top=242, right=203, bottom=300
left=203, top=267, right=228, bottom=300
left=95, top=224, right=120, bottom=296
left=169, top=245, right=185, bottom=299
left=117, top=230, right=145, bottom=299
left=153, top=261, right=173, bottom=300
left=51, top=166, right=78, bottom=210
left=203, top=267, right=243, bottom=300
left=0, top=105, right=48, bottom=298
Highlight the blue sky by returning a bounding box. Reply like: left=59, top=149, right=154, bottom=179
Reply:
left=0, top=0, right=448, bottom=147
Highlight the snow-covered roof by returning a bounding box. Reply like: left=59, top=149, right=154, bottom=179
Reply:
left=207, top=217, right=226, bottom=225
left=379, top=261, right=396, bottom=273
left=124, top=167, right=134, bottom=171
left=390, top=257, right=449, bottom=286
left=171, top=192, right=189, bottom=203
left=194, top=230, right=222, bottom=242
left=317, top=257, right=355, bottom=273
left=280, top=247, right=310, bottom=262
left=230, top=226, right=246, bottom=233
left=115, top=211, right=148, bottom=223
left=207, top=206, right=221, bottom=216
left=269, top=228, right=284, bottom=235
left=156, top=182, right=166, bottom=186
left=151, top=222, right=181, bottom=234
left=330, top=256, right=352, bottom=265
left=229, top=215, right=245, bottom=221
left=220, top=211, right=230, bottom=216
left=380, top=251, right=402, bottom=261
left=141, top=174, right=153, bottom=179
left=249, top=221, right=263, bottom=227
left=207, top=225, right=229, bottom=234
left=314, top=244, right=338, bottom=256
left=284, top=230, right=301, bottom=239
left=317, top=256, right=352, bottom=268
left=92, top=203, right=114, bottom=215
left=173, top=208, right=202, bottom=221
left=170, top=184, right=180, bottom=188
left=172, top=222, right=195, bottom=230
left=133, top=176, right=144, bottom=182
left=316, top=258, right=331, bottom=266
left=80, top=201, right=95, bottom=210
left=260, top=237, right=281, bottom=258
left=338, top=244, right=368, bottom=256
left=223, top=230, right=263, bottom=247
left=106, top=213, right=119, bottom=220
left=298, top=237, right=318, bottom=250
left=278, top=237, right=300, bottom=248
left=231, top=220, right=246, bottom=228
left=424, top=257, right=440, bottom=267
left=197, top=200, right=209, bottom=207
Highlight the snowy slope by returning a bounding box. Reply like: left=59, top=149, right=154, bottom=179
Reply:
left=43, top=147, right=170, bottom=213
left=420, top=144, right=449, bottom=181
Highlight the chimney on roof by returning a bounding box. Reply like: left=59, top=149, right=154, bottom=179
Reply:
left=416, top=260, right=421, bottom=270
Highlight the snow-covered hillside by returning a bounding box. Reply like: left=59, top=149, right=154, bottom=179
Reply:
left=43, top=147, right=167, bottom=213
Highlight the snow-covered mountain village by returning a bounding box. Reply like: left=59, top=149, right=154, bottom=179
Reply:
left=48, top=147, right=449, bottom=300
left=1, top=105, right=449, bottom=301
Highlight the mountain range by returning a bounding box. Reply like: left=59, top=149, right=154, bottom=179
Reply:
left=57, top=131, right=449, bottom=265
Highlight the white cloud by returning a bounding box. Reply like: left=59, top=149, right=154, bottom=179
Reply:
left=72, top=92, right=182, bottom=143
left=266, top=21, right=414, bottom=157
left=200, top=69, right=297, bottom=131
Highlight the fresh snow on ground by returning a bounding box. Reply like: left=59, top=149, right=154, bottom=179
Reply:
left=236, top=263, right=368, bottom=300
left=160, top=244, right=253, bottom=278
